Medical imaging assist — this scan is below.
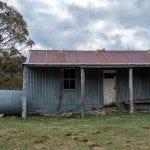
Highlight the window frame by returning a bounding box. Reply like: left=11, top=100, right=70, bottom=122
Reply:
left=63, top=69, right=76, bottom=90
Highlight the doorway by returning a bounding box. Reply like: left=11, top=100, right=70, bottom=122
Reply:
left=103, top=70, right=116, bottom=106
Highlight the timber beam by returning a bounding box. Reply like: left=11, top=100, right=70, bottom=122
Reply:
left=129, top=68, right=134, bottom=113
left=81, top=68, right=85, bottom=117
left=22, top=65, right=27, bottom=118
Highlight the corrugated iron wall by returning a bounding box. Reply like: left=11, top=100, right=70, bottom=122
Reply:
left=27, top=67, right=103, bottom=113
left=27, top=67, right=150, bottom=113
left=27, top=68, right=60, bottom=113
left=61, top=68, right=81, bottom=112
left=134, top=69, right=150, bottom=100
left=116, top=68, right=150, bottom=109
left=116, top=69, right=129, bottom=103
left=0, top=90, right=22, bottom=115
left=85, top=69, right=103, bottom=110
left=0, top=67, right=149, bottom=115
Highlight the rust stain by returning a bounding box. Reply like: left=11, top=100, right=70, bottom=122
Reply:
left=28, top=50, right=150, bottom=64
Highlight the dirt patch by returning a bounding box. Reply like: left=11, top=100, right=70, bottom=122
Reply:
left=86, top=107, right=119, bottom=116
left=28, top=107, right=120, bottom=117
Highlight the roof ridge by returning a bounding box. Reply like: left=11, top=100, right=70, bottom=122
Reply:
left=30, top=50, right=149, bottom=52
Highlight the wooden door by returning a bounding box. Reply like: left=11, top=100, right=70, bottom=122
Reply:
left=103, top=71, right=116, bottom=106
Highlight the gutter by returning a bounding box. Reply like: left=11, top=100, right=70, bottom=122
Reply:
left=22, top=63, right=150, bottom=68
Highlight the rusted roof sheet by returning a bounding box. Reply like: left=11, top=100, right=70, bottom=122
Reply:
left=27, top=50, right=150, bottom=65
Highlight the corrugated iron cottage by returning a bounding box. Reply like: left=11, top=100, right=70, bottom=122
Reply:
left=22, top=50, right=150, bottom=117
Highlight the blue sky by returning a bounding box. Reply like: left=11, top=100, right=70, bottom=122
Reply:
left=5, top=0, right=150, bottom=50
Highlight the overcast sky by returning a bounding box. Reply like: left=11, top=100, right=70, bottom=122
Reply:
left=4, top=0, right=150, bottom=50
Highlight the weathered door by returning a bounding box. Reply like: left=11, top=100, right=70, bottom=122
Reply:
left=103, top=70, right=116, bottom=106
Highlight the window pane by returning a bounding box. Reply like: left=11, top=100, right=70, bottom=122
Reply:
left=70, top=80, right=75, bottom=89
left=64, top=69, right=75, bottom=89
left=64, top=70, right=69, bottom=78
left=70, top=69, right=75, bottom=78
left=64, top=80, right=69, bottom=89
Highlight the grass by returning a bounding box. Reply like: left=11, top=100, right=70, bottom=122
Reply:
left=0, top=112, right=150, bottom=150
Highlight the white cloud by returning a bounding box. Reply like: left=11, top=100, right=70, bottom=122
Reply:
left=3, top=0, right=150, bottom=50
left=39, top=0, right=73, bottom=20
left=88, top=20, right=107, bottom=32
left=64, top=0, right=118, bottom=8
left=77, top=38, right=108, bottom=50
left=110, top=27, right=150, bottom=49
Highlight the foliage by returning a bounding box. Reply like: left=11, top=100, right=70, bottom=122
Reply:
left=0, top=1, right=33, bottom=89
left=0, top=55, right=26, bottom=89
left=0, top=1, right=34, bottom=56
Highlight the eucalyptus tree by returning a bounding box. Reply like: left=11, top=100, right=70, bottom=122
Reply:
left=0, top=1, right=34, bottom=89
left=0, top=1, right=34, bottom=56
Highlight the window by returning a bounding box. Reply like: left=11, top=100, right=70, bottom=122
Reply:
left=64, top=69, right=75, bottom=89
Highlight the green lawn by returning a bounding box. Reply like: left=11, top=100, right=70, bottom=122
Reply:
left=0, top=113, right=150, bottom=150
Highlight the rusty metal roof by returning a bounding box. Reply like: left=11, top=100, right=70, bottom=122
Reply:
left=26, top=50, right=150, bottom=66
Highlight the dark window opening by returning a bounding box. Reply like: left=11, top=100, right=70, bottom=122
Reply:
left=64, top=69, right=75, bottom=89
left=64, top=80, right=69, bottom=89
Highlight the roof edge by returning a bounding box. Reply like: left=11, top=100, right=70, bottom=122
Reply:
left=23, top=63, right=150, bottom=68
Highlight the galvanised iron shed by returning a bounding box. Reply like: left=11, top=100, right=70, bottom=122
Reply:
left=22, top=50, right=150, bottom=118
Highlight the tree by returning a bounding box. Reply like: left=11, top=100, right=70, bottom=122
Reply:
left=0, top=1, right=34, bottom=89
left=0, top=55, right=26, bottom=89
left=0, top=1, right=34, bottom=56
